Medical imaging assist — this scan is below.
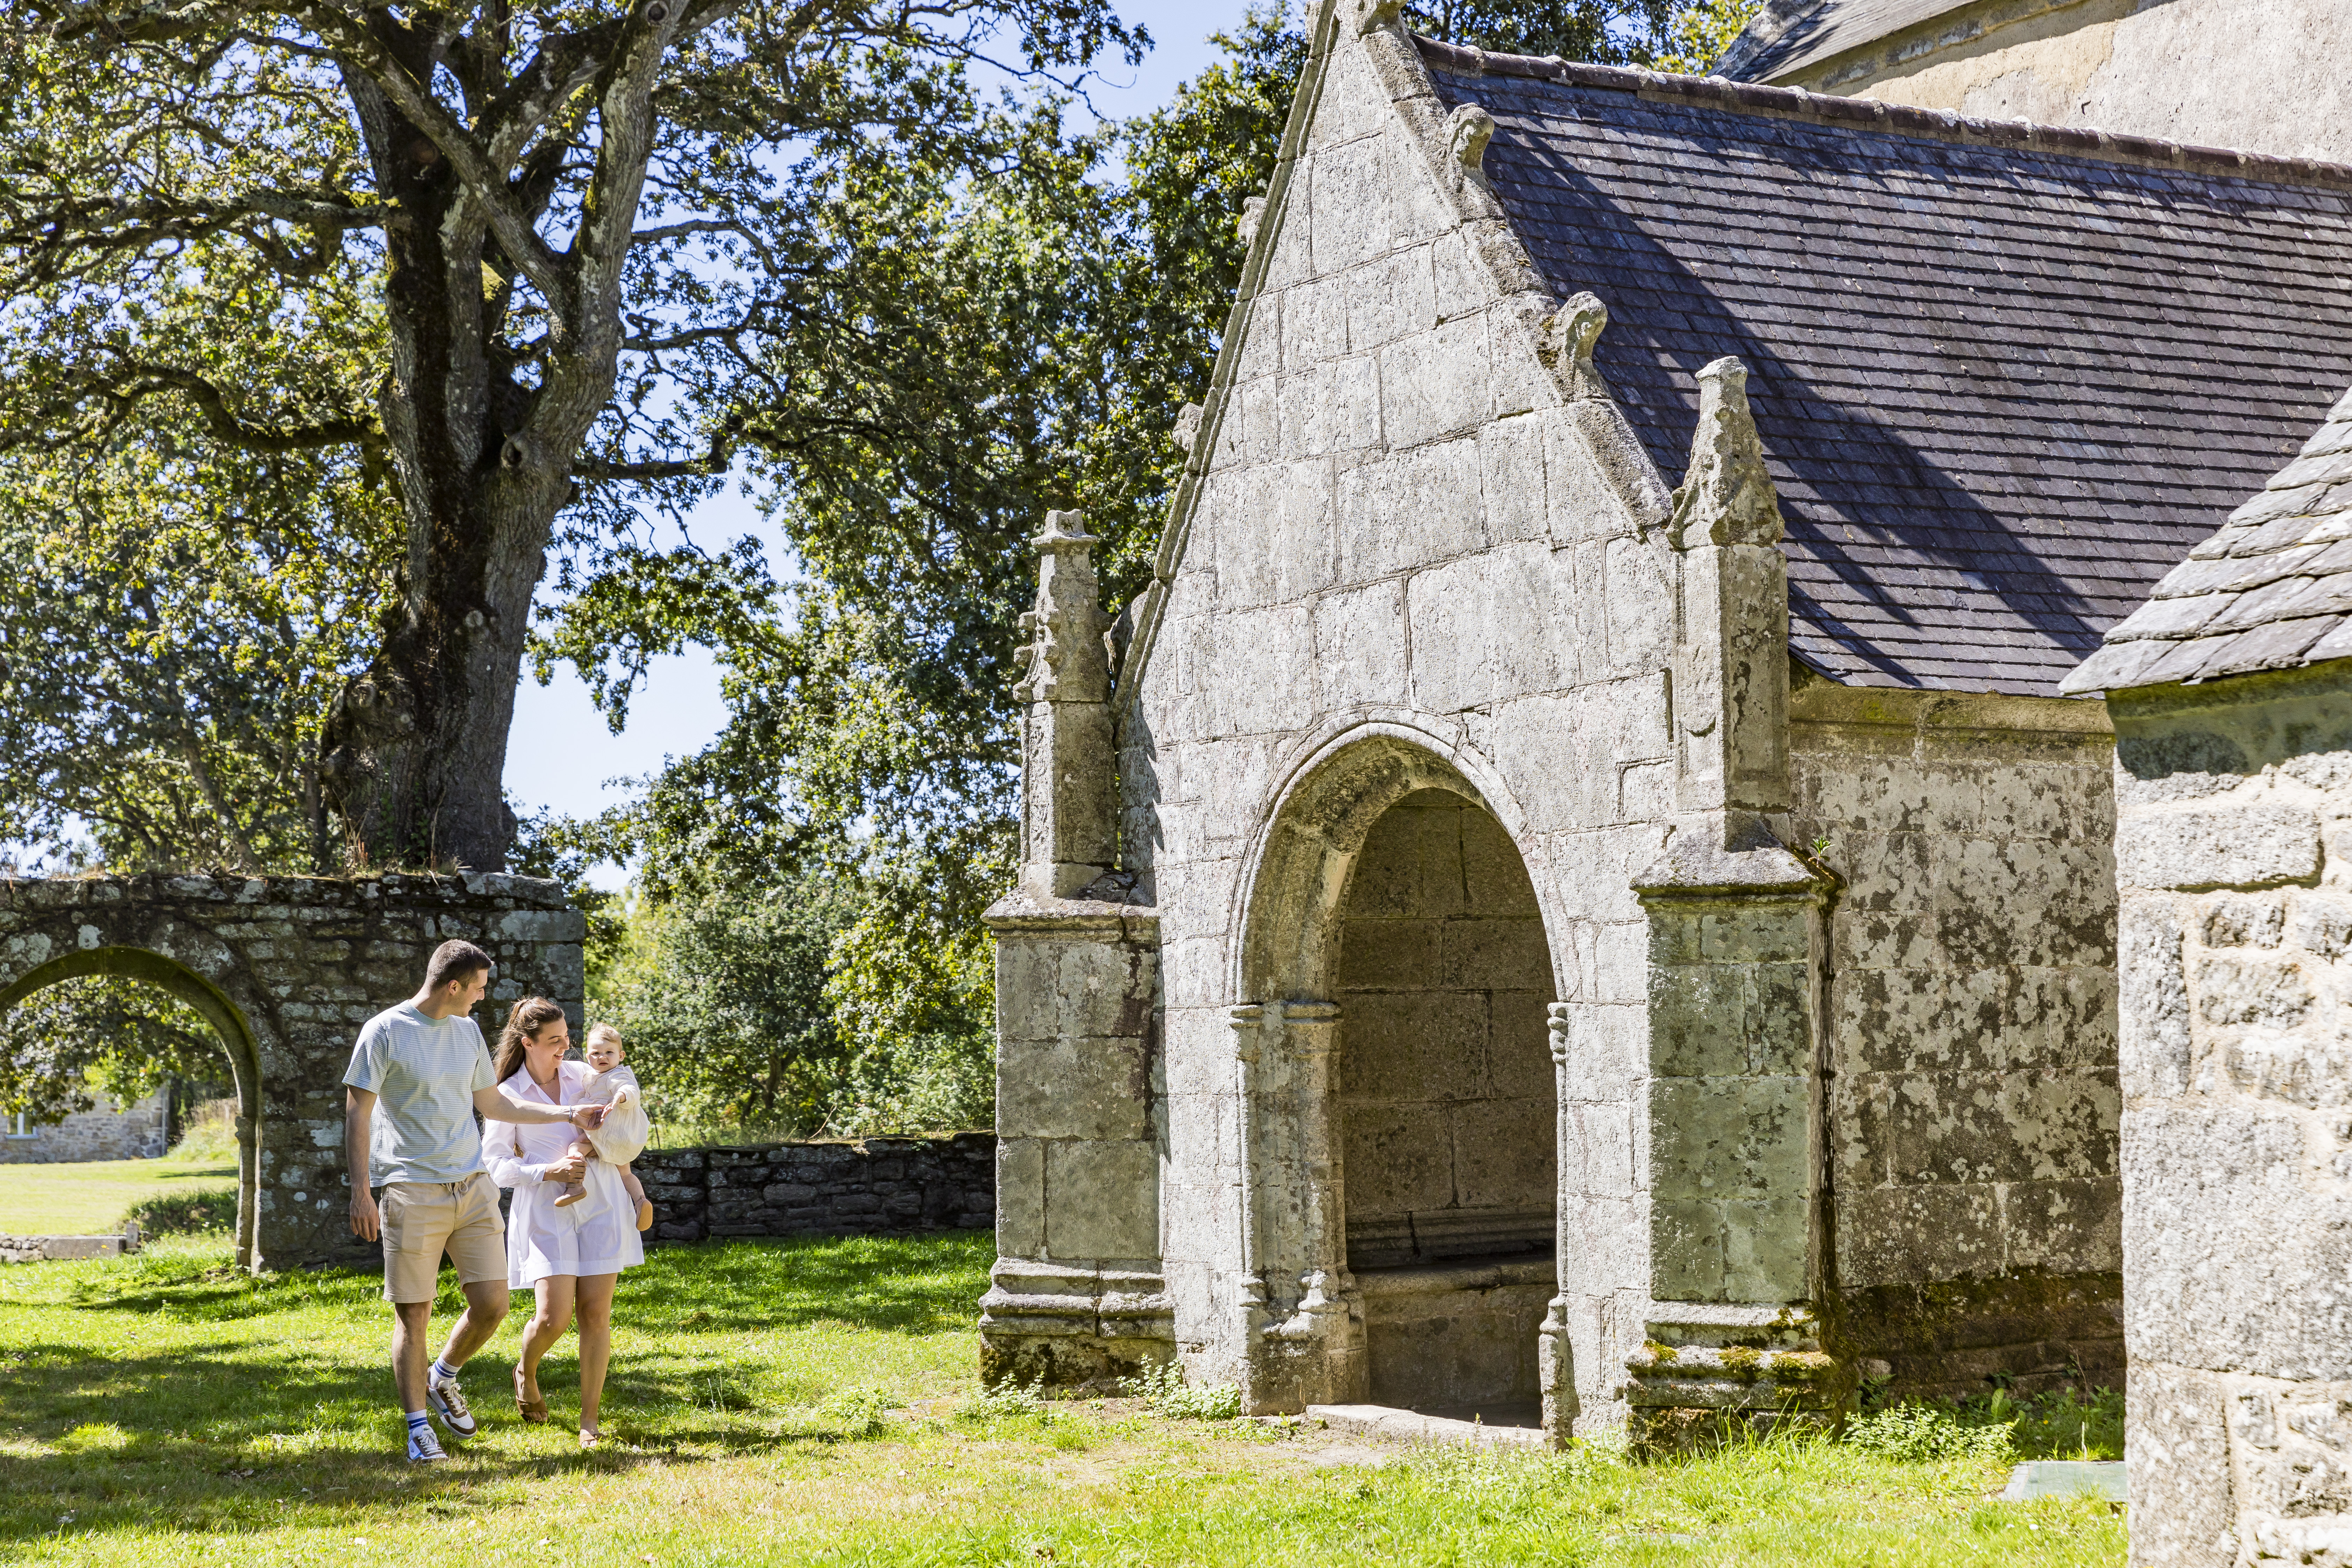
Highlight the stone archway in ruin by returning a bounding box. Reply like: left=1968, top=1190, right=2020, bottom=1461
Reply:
left=0, top=947, right=266, bottom=1267
left=1227, top=725, right=1562, bottom=1418
left=0, top=873, right=586, bottom=1272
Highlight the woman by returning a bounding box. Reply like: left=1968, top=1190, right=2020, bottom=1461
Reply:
left=483, top=996, right=642, bottom=1448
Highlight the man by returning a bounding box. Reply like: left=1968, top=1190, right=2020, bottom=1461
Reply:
left=345, top=939, right=603, bottom=1463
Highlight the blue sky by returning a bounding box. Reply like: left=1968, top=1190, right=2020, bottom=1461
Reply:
left=503, top=0, right=1264, bottom=887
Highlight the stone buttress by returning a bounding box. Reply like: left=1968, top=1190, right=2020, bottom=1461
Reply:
left=979, top=512, right=1172, bottom=1387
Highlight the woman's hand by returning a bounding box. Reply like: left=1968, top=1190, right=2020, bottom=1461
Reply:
left=542, top=1150, right=587, bottom=1184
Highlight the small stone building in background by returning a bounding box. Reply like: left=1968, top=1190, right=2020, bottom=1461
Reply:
left=983, top=0, right=2352, bottom=1447
left=2064, top=393, right=2352, bottom=1568
left=0, top=1085, right=170, bottom=1164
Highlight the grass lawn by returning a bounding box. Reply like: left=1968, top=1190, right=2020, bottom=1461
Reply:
left=0, top=1156, right=237, bottom=1236
left=0, top=1230, right=2127, bottom=1566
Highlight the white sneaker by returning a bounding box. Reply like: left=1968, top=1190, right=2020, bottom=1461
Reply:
left=407, top=1424, right=449, bottom=1463
left=427, top=1371, right=478, bottom=1439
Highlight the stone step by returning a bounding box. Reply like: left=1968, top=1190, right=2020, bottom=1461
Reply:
left=1304, top=1402, right=1550, bottom=1450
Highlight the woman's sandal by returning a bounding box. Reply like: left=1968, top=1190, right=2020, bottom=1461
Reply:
left=514, top=1365, right=548, bottom=1424
left=579, top=1429, right=602, bottom=1451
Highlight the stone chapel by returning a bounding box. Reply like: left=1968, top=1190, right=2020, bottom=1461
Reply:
left=980, top=0, right=2352, bottom=1448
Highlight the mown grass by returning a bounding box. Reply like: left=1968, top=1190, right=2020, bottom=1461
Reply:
left=0, top=1155, right=238, bottom=1236
left=0, top=1232, right=2126, bottom=1565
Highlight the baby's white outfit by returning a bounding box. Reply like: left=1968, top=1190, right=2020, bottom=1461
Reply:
left=582, top=1063, right=650, bottom=1165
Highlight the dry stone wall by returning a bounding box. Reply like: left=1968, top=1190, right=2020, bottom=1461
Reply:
left=2107, top=660, right=2352, bottom=1568
left=1787, top=682, right=2124, bottom=1397
left=633, top=1135, right=995, bottom=1242
left=0, top=873, right=583, bottom=1270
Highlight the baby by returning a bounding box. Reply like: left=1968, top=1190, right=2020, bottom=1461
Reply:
left=553, top=1024, right=654, bottom=1232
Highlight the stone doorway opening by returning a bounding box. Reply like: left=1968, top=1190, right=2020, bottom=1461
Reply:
left=1335, top=789, right=1556, bottom=1423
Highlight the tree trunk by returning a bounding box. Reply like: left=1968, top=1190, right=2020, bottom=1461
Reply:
left=317, top=21, right=651, bottom=873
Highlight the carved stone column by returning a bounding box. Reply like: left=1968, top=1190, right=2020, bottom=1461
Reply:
left=1013, top=510, right=1114, bottom=900
left=1539, top=1003, right=1579, bottom=1445
left=1236, top=999, right=1366, bottom=1412
left=1624, top=357, right=1846, bottom=1451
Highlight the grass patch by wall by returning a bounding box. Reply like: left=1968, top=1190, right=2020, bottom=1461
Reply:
left=0, top=1231, right=2125, bottom=1565
left=0, top=1155, right=237, bottom=1236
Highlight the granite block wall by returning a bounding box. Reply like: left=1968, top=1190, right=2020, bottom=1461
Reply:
left=634, top=1134, right=996, bottom=1242
left=2108, top=661, right=2352, bottom=1568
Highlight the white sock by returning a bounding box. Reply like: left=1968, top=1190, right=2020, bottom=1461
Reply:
left=407, top=1410, right=430, bottom=1433
left=430, top=1357, right=459, bottom=1384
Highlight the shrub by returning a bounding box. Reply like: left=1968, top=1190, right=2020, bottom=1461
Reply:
left=1844, top=1403, right=2012, bottom=1464
left=123, top=1189, right=237, bottom=1238
left=1122, top=1362, right=1244, bottom=1421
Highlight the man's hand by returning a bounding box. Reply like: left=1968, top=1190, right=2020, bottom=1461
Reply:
left=569, top=1102, right=607, bottom=1132
left=351, top=1188, right=381, bottom=1242
left=542, top=1150, right=588, bottom=1184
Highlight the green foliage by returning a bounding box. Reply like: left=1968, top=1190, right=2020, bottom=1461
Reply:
left=1121, top=1362, right=1245, bottom=1421
left=1977, top=1385, right=2126, bottom=1462
left=958, top=1380, right=1047, bottom=1422
left=122, top=1188, right=238, bottom=1239
left=1844, top=1402, right=2015, bottom=1465
left=0, top=977, right=224, bottom=1125
left=1650, top=0, right=1768, bottom=73
left=594, top=877, right=854, bottom=1134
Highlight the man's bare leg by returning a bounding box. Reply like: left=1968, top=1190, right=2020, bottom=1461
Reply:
left=437, top=1279, right=510, bottom=1372
left=392, top=1300, right=435, bottom=1415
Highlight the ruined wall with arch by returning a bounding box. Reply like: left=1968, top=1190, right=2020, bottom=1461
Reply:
left=0, top=873, right=585, bottom=1270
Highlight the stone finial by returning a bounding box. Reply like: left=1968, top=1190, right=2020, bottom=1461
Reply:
left=1669, top=357, right=1783, bottom=550
left=1666, top=357, right=1791, bottom=824
left=1349, top=0, right=1402, bottom=36
left=1238, top=195, right=1268, bottom=248
left=1448, top=105, right=1495, bottom=188
left=1541, top=292, right=1612, bottom=401
left=1011, top=511, right=1115, bottom=897
left=1172, top=402, right=1204, bottom=456
left=1013, top=509, right=1110, bottom=705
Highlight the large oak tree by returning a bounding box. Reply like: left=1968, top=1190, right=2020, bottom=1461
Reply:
left=0, top=0, right=1135, bottom=871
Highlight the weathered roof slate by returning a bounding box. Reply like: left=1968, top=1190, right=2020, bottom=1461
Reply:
left=2061, top=387, right=2352, bottom=694
left=1419, top=41, right=2352, bottom=696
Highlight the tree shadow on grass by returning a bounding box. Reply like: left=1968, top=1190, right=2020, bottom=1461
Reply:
left=0, top=1335, right=906, bottom=1546
left=58, top=1229, right=995, bottom=1335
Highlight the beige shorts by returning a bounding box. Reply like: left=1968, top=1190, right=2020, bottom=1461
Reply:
left=380, top=1174, right=506, bottom=1303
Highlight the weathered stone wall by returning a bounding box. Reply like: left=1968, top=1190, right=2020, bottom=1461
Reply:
left=0, top=873, right=584, bottom=1270
left=1759, top=0, right=2352, bottom=166
left=1787, top=681, right=2123, bottom=1397
left=1121, top=4, right=1681, bottom=1431
left=0, top=1087, right=168, bottom=1164
left=2106, top=660, right=2352, bottom=1568
left=630, top=1135, right=995, bottom=1242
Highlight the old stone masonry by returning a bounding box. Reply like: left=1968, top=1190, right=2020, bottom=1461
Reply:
left=0, top=872, right=583, bottom=1270
left=981, top=0, right=2352, bottom=1527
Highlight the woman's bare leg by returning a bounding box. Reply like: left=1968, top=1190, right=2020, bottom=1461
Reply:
left=518, top=1275, right=577, bottom=1404
left=574, top=1273, right=618, bottom=1435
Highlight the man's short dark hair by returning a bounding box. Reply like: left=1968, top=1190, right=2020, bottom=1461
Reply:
left=424, top=939, right=494, bottom=993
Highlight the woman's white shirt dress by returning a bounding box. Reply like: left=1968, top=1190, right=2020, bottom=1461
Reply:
left=483, top=1059, right=644, bottom=1287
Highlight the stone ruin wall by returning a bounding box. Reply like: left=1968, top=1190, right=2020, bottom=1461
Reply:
left=2107, top=660, right=2352, bottom=1568
left=634, top=1134, right=996, bottom=1243
left=0, top=873, right=584, bottom=1270
left=1786, top=681, right=2124, bottom=1399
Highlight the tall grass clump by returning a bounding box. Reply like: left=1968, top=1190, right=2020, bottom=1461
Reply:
left=1121, top=1362, right=1244, bottom=1420
left=1844, top=1402, right=2013, bottom=1463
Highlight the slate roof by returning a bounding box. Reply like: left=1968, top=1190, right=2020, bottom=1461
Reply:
left=1419, top=40, right=2352, bottom=696
left=1718, top=0, right=1977, bottom=84
left=2062, top=387, right=2352, bottom=695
